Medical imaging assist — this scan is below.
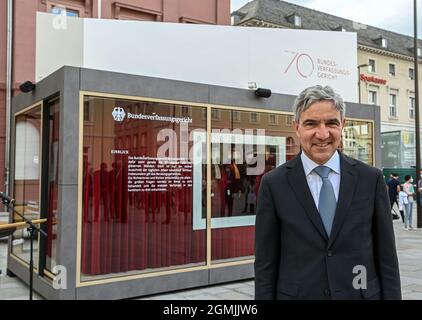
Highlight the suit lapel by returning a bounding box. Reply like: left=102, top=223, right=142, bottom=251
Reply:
left=287, top=154, right=329, bottom=241
left=328, top=152, right=358, bottom=247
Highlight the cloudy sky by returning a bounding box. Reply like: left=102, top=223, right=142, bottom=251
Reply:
left=231, top=0, right=422, bottom=37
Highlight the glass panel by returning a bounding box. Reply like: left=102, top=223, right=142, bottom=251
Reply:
left=382, top=38, right=387, bottom=48
left=368, top=59, right=375, bottom=73
left=210, top=109, right=294, bottom=263
left=12, top=106, right=42, bottom=267
left=409, top=97, right=415, bottom=119
left=368, top=90, right=377, bottom=105
left=51, top=6, right=79, bottom=17
left=44, top=98, right=60, bottom=273
left=342, top=120, right=373, bottom=165
left=389, top=64, right=395, bottom=76
left=81, top=96, right=207, bottom=281
left=381, top=131, right=415, bottom=168
left=409, top=68, right=414, bottom=80
left=389, top=93, right=397, bottom=117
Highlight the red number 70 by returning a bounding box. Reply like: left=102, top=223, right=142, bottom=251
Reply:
left=284, top=51, right=315, bottom=78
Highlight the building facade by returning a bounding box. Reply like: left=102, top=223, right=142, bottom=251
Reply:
left=232, top=0, right=422, bottom=168
left=0, top=0, right=230, bottom=194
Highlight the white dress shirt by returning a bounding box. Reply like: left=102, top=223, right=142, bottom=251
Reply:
left=300, top=151, right=341, bottom=209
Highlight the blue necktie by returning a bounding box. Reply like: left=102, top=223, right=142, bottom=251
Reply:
left=313, top=166, right=336, bottom=236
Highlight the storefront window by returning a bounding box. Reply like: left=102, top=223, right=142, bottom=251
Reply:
left=81, top=96, right=207, bottom=280
left=43, top=97, right=60, bottom=273
left=80, top=96, right=375, bottom=274
left=12, top=106, right=42, bottom=267
left=342, top=120, right=373, bottom=165
left=210, top=109, right=293, bottom=263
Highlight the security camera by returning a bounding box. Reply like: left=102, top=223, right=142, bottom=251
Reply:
left=255, top=88, right=272, bottom=98
left=20, top=81, right=36, bottom=93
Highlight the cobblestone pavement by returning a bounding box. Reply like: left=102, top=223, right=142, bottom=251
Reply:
left=1, top=216, right=421, bottom=300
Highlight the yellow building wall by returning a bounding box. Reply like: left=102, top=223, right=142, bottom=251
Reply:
left=358, top=49, right=422, bottom=127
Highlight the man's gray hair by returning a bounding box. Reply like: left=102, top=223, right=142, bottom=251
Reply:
left=292, top=85, right=346, bottom=122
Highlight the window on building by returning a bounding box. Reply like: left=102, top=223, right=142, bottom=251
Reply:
left=343, top=120, right=373, bottom=165
left=81, top=97, right=208, bottom=280
left=43, top=98, right=61, bottom=274
left=368, top=90, right=377, bottom=105
left=286, top=137, right=294, bottom=154
left=389, top=91, right=398, bottom=117
left=409, top=68, right=415, bottom=80
left=209, top=109, right=293, bottom=263
left=211, top=109, right=221, bottom=120
left=381, top=38, right=388, bottom=48
left=286, top=115, right=293, bottom=125
left=250, top=112, right=259, bottom=123
left=409, top=96, right=415, bottom=119
left=113, top=2, right=162, bottom=21
left=12, top=105, right=42, bottom=269
left=268, top=114, right=277, bottom=124
left=389, top=64, right=396, bottom=76
left=368, top=59, right=376, bottom=73
left=51, top=6, right=79, bottom=17
left=230, top=111, right=240, bottom=122
left=287, top=14, right=301, bottom=27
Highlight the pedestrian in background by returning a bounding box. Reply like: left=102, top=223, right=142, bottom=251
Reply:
left=403, top=175, right=415, bottom=230
left=387, top=173, right=400, bottom=213
left=398, top=185, right=407, bottom=224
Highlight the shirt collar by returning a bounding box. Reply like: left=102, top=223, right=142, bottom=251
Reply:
left=301, top=150, right=341, bottom=177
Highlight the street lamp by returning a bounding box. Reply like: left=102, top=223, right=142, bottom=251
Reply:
left=413, top=0, right=421, bottom=228
left=357, top=63, right=369, bottom=104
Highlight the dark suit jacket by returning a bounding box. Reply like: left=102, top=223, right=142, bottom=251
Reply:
left=254, top=152, right=401, bottom=300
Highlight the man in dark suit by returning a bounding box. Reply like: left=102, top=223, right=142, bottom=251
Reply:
left=254, top=85, right=401, bottom=300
